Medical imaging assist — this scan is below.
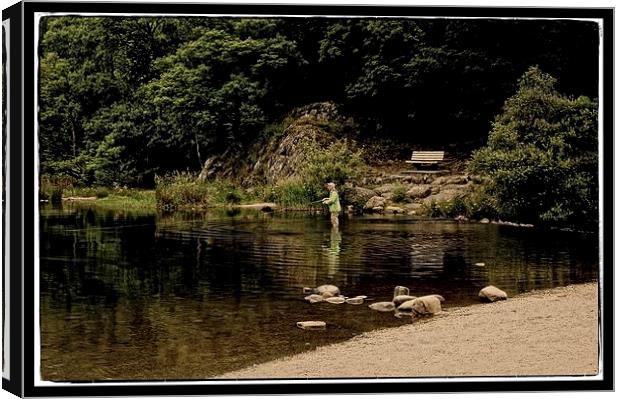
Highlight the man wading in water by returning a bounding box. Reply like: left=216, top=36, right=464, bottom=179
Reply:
left=322, top=182, right=341, bottom=228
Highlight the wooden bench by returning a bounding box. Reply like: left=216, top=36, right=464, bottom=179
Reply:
left=405, top=151, right=445, bottom=167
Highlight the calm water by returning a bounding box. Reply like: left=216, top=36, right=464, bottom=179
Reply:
left=39, top=205, right=599, bottom=381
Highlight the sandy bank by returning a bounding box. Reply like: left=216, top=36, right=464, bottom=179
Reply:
left=218, top=283, right=599, bottom=379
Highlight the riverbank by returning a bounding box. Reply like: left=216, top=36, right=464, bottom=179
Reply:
left=217, top=283, right=599, bottom=379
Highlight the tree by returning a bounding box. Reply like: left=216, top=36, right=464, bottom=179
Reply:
left=469, top=66, right=598, bottom=227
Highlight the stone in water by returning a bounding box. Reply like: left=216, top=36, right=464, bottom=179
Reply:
left=316, top=284, right=340, bottom=296
left=368, top=302, right=396, bottom=312
left=297, top=321, right=326, bottom=330
left=393, top=286, right=410, bottom=297
left=345, top=297, right=364, bottom=305
left=411, top=295, right=443, bottom=315
left=304, top=294, right=325, bottom=303
left=325, top=296, right=345, bottom=304
left=393, top=295, right=417, bottom=306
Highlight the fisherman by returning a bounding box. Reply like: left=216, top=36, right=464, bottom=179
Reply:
left=322, top=182, right=341, bottom=228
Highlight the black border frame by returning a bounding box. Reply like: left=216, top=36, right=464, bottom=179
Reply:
left=11, top=1, right=616, bottom=396
left=2, top=1, right=23, bottom=397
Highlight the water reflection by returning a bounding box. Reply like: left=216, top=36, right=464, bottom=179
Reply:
left=323, top=227, right=342, bottom=278
left=39, top=204, right=599, bottom=381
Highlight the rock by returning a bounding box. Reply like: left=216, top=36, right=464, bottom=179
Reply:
left=385, top=206, right=405, bottom=214
left=302, top=287, right=314, bottom=294
left=341, top=186, right=376, bottom=211
left=325, top=296, right=346, bottom=304
left=479, top=285, right=508, bottom=302
left=444, top=176, right=469, bottom=185
left=422, top=189, right=465, bottom=205
left=454, top=215, right=468, bottom=222
left=296, top=321, right=326, bottom=330
left=364, top=196, right=387, bottom=211
left=393, top=295, right=417, bottom=306
left=345, top=297, right=364, bottom=305
left=321, top=291, right=335, bottom=298
left=397, top=299, right=416, bottom=311
left=411, top=295, right=444, bottom=315
left=475, top=262, right=485, bottom=267
left=406, top=185, right=432, bottom=199
left=316, top=284, right=340, bottom=296
left=393, top=286, right=410, bottom=297
left=304, top=294, right=325, bottom=304
left=374, top=184, right=397, bottom=195
left=368, top=302, right=396, bottom=312
left=480, top=218, right=490, bottom=224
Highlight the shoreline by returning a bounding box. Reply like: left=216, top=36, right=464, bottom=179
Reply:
left=217, top=282, right=599, bottom=379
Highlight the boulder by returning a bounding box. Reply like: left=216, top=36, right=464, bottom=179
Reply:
left=341, top=186, right=376, bottom=210
left=397, top=299, right=416, bottom=311
left=479, top=218, right=490, bottom=224
left=364, top=196, right=387, bottom=211
left=411, top=295, right=444, bottom=315
left=316, top=284, right=340, bottom=296
left=479, top=285, right=508, bottom=302
left=406, top=185, right=432, bottom=199
left=297, top=321, right=326, bottom=330
left=368, top=302, right=396, bottom=312
left=444, top=175, right=469, bottom=185
left=393, top=295, right=417, bottom=306
left=374, top=184, right=397, bottom=195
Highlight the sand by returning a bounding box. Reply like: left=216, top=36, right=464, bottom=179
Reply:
left=217, top=283, right=599, bottom=379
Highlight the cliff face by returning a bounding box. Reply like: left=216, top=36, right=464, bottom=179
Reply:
left=198, top=102, right=358, bottom=184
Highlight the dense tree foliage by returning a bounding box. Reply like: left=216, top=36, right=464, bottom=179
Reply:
left=39, top=16, right=599, bottom=187
left=469, top=67, right=598, bottom=227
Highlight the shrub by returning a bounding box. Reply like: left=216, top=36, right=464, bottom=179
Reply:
left=271, top=178, right=317, bottom=209
left=95, top=188, right=109, bottom=199
left=468, top=66, right=598, bottom=228
left=155, top=173, right=212, bottom=210
left=391, top=185, right=409, bottom=203
left=279, top=137, right=367, bottom=206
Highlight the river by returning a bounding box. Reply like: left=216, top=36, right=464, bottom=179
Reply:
left=39, top=204, right=599, bottom=381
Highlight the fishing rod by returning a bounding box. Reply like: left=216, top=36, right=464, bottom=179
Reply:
left=309, top=199, right=326, bottom=204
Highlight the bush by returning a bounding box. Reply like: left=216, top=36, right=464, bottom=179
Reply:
left=468, top=66, right=598, bottom=228
left=271, top=178, right=317, bottom=209
left=391, top=185, right=409, bottom=203
left=273, top=137, right=366, bottom=207
left=155, top=173, right=212, bottom=210
left=155, top=174, right=248, bottom=210
left=95, top=188, right=109, bottom=199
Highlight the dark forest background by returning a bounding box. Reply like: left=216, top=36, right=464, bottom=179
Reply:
left=38, top=17, right=600, bottom=187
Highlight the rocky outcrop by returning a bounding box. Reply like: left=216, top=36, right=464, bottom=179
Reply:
left=198, top=102, right=358, bottom=185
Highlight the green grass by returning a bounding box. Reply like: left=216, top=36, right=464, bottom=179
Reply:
left=62, top=187, right=156, bottom=211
